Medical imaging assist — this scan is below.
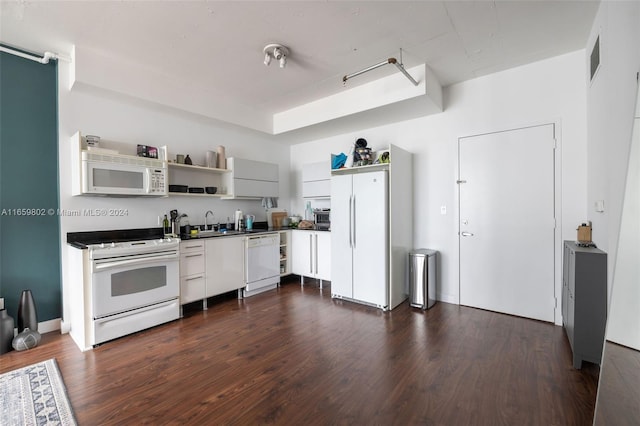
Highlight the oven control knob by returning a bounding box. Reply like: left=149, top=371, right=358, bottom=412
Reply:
left=100, top=243, right=105, bottom=249
left=110, top=242, right=116, bottom=248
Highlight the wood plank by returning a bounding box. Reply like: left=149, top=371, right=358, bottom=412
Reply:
left=0, top=278, right=599, bottom=424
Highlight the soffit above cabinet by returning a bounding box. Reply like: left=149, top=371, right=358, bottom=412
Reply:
left=71, top=46, right=442, bottom=140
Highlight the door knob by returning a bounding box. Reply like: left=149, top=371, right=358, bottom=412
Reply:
left=461, top=231, right=474, bottom=237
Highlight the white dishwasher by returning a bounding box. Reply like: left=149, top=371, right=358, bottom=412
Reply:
left=244, top=233, right=280, bottom=297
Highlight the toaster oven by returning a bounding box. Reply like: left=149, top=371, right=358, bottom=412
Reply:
left=313, top=209, right=330, bottom=230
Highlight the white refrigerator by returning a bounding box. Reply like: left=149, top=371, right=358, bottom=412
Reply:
left=331, top=170, right=389, bottom=308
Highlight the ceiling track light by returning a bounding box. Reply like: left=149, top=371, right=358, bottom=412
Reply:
left=263, top=43, right=289, bottom=69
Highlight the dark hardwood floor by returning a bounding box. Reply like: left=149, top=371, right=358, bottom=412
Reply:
left=1, top=278, right=599, bottom=425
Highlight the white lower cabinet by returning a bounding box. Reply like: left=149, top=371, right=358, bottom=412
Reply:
left=205, top=236, right=245, bottom=297
left=292, top=230, right=331, bottom=282
left=179, top=241, right=206, bottom=306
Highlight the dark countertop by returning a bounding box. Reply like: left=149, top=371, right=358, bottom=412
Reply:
left=67, top=225, right=331, bottom=248
left=67, top=227, right=164, bottom=249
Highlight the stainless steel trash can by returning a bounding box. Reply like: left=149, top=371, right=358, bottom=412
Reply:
left=409, top=249, right=437, bottom=310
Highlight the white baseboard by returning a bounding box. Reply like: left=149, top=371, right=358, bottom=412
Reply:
left=438, top=292, right=459, bottom=305
left=39, top=318, right=62, bottom=333
left=11, top=318, right=62, bottom=336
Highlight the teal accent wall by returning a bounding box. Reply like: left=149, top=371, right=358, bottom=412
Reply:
left=0, top=51, right=61, bottom=322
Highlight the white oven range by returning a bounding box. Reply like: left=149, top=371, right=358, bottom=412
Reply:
left=87, top=237, right=180, bottom=346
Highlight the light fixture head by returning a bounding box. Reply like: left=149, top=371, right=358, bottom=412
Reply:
left=263, top=43, right=289, bottom=68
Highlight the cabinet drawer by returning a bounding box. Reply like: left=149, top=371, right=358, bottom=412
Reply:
left=180, top=252, right=205, bottom=276
left=180, top=275, right=206, bottom=304
left=180, top=241, right=205, bottom=253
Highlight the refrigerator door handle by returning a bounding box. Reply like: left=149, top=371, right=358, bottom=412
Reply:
left=348, top=195, right=353, bottom=248
left=352, top=195, right=356, bottom=248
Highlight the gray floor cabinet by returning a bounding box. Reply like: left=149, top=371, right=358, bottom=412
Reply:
left=562, top=241, right=607, bottom=369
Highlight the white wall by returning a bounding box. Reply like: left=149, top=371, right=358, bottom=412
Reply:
left=586, top=1, right=640, bottom=297
left=57, top=61, right=290, bottom=327
left=290, top=51, right=588, bottom=312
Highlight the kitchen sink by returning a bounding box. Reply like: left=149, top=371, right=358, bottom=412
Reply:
left=184, top=228, right=270, bottom=239
left=196, top=230, right=242, bottom=237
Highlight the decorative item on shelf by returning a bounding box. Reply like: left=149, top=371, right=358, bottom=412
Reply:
left=331, top=153, right=347, bottom=169
left=217, top=145, right=226, bottom=169
left=206, top=151, right=217, bottom=168
left=352, top=138, right=371, bottom=166
left=17, top=289, right=37, bottom=332
left=0, top=309, right=15, bottom=354
left=12, top=328, right=41, bottom=351
left=176, top=154, right=185, bottom=164
left=137, top=144, right=158, bottom=158
left=374, top=149, right=390, bottom=164
left=184, top=155, right=193, bottom=165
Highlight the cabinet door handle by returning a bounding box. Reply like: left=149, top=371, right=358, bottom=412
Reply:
left=185, top=253, right=203, bottom=258
left=185, top=275, right=204, bottom=281
left=309, top=234, right=313, bottom=274
left=314, top=234, right=318, bottom=275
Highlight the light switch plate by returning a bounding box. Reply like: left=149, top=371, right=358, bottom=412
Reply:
left=595, top=200, right=605, bottom=212
left=0, top=297, right=4, bottom=310
left=440, top=205, right=447, bottom=215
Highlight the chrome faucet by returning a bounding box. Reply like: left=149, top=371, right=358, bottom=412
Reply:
left=204, top=210, right=214, bottom=230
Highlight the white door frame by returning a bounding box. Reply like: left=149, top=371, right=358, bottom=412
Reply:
left=456, top=121, right=563, bottom=325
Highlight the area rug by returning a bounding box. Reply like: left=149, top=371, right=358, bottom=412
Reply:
left=0, top=358, right=77, bottom=425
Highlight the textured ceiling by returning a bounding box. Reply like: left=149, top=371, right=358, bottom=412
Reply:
left=0, top=1, right=599, bottom=127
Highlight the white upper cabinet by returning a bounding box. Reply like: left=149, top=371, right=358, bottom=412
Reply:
left=223, top=157, right=279, bottom=199
left=302, top=161, right=331, bottom=199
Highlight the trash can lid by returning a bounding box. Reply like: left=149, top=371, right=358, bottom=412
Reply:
left=409, top=248, right=437, bottom=257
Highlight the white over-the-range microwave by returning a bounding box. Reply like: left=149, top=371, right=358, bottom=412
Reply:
left=76, top=151, right=167, bottom=196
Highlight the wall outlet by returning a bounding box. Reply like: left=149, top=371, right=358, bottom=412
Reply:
left=440, top=205, right=447, bottom=215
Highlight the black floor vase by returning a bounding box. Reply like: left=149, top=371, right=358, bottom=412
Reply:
left=17, top=290, right=38, bottom=332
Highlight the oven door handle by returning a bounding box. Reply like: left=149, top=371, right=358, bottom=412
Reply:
left=93, top=253, right=178, bottom=272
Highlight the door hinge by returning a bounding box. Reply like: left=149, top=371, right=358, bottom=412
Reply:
left=456, top=180, right=467, bottom=184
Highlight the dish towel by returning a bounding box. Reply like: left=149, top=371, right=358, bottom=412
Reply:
left=261, top=197, right=278, bottom=210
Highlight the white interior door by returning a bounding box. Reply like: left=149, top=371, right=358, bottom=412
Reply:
left=459, top=124, right=555, bottom=322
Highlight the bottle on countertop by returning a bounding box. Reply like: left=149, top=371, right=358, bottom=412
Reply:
left=184, top=155, right=192, bottom=165
left=305, top=201, right=313, bottom=221
left=163, top=214, right=170, bottom=235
